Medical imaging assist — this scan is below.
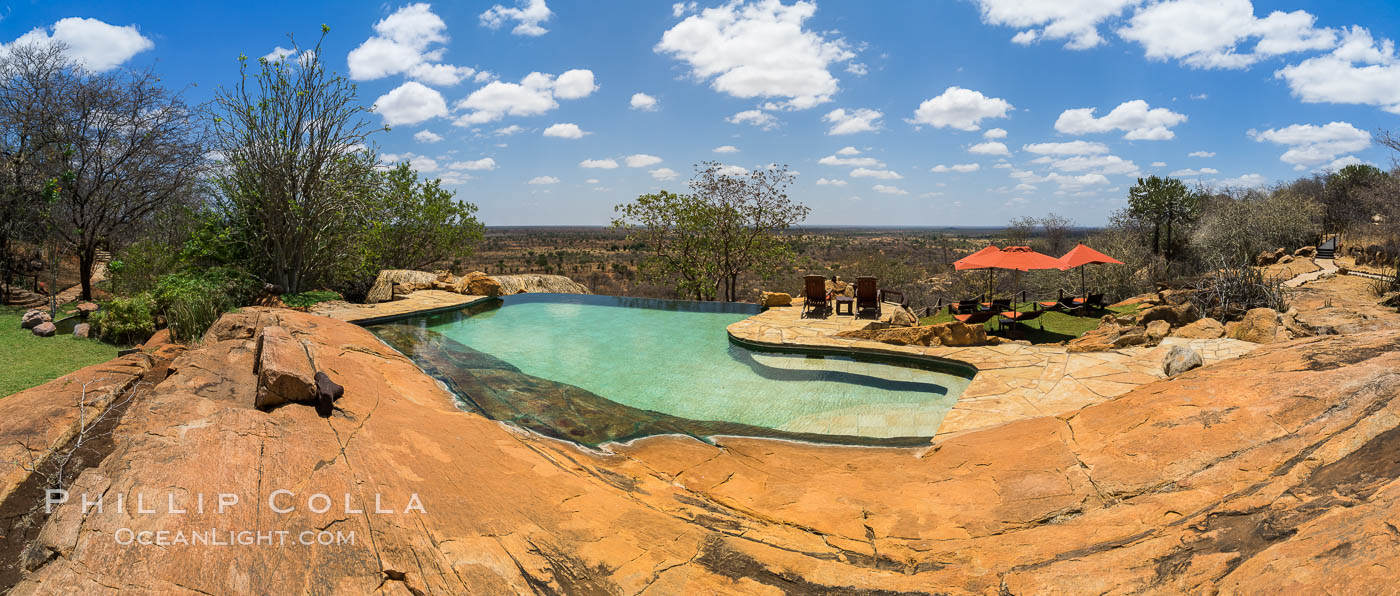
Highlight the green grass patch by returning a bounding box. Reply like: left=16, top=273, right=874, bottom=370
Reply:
left=0, top=306, right=120, bottom=398
left=919, top=302, right=1140, bottom=345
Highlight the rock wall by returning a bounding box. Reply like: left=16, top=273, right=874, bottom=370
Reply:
left=6, top=307, right=1400, bottom=593
left=492, top=274, right=590, bottom=295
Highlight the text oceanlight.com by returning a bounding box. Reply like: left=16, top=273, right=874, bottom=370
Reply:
left=44, top=489, right=425, bottom=548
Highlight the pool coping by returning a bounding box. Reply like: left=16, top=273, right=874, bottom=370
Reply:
left=727, top=332, right=979, bottom=379
left=342, top=296, right=498, bottom=326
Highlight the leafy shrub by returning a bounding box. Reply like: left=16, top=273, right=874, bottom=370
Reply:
left=108, top=239, right=184, bottom=297
left=281, top=290, right=342, bottom=309
left=90, top=293, right=156, bottom=345
left=152, top=267, right=259, bottom=342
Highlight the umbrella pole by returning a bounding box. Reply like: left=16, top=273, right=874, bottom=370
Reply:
left=1081, top=266, right=1087, bottom=301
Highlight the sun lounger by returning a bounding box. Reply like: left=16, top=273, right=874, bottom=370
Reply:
left=950, top=299, right=981, bottom=315
left=1072, top=293, right=1106, bottom=311
left=953, top=311, right=998, bottom=325
left=980, top=298, right=1011, bottom=312
left=998, top=309, right=1045, bottom=333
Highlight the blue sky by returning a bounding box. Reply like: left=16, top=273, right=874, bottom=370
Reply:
left=4, top=0, right=1399, bottom=226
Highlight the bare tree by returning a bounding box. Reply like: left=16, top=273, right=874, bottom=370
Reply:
left=1040, top=213, right=1073, bottom=255
left=0, top=42, right=73, bottom=302
left=209, top=29, right=382, bottom=293
left=49, top=62, right=205, bottom=301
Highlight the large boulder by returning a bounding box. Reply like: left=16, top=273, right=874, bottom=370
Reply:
left=887, top=305, right=919, bottom=327
left=20, top=308, right=50, bottom=329
left=759, top=291, right=792, bottom=307
left=1067, top=317, right=1127, bottom=352
left=31, top=321, right=56, bottom=337
left=72, top=323, right=91, bottom=339
left=1138, top=302, right=1198, bottom=328
left=835, top=320, right=987, bottom=347
left=1255, top=250, right=1279, bottom=266
left=1294, top=245, right=1317, bottom=258
left=1145, top=320, right=1171, bottom=342
left=1171, top=317, right=1225, bottom=339
left=365, top=269, right=439, bottom=304
left=1278, top=254, right=1295, bottom=264
left=253, top=325, right=317, bottom=410
left=1228, top=307, right=1292, bottom=344
left=493, top=274, right=590, bottom=295
left=825, top=278, right=852, bottom=298
left=75, top=301, right=99, bottom=316
left=1163, top=345, right=1204, bottom=376
left=454, top=271, right=503, bottom=297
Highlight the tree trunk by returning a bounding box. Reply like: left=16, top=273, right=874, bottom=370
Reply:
left=1152, top=225, right=1161, bottom=255
left=78, top=246, right=95, bottom=302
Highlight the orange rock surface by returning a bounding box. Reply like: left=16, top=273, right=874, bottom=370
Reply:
left=4, top=300, right=1400, bottom=593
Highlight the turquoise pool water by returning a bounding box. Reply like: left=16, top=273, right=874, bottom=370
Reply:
left=385, top=294, right=971, bottom=440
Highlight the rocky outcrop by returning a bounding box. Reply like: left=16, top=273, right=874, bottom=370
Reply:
left=364, top=269, right=438, bottom=304
left=1294, top=245, right=1317, bottom=258
left=452, top=271, right=503, bottom=297
left=74, top=302, right=98, bottom=316
left=1145, top=319, right=1170, bottom=342
left=758, top=291, right=792, bottom=307
left=19, top=309, right=49, bottom=330
left=1162, top=344, right=1203, bottom=376
left=7, top=307, right=1400, bottom=593
left=1171, top=317, right=1225, bottom=339
left=252, top=325, right=316, bottom=409
left=886, top=304, right=919, bottom=327
left=1137, top=302, right=1198, bottom=327
left=1228, top=307, right=1293, bottom=344
left=835, top=320, right=987, bottom=347
left=493, top=274, right=590, bottom=295
left=30, top=322, right=55, bottom=337
left=1067, top=317, right=1154, bottom=351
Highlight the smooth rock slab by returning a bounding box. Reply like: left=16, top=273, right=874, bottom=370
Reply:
left=30, top=321, right=55, bottom=337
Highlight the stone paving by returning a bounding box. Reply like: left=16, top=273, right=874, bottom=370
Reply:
left=727, top=299, right=1260, bottom=439
left=1284, top=257, right=1337, bottom=287
left=312, top=290, right=488, bottom=323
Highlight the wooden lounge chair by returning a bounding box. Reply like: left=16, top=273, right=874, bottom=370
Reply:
left=1038, top=292, right=1081, bottom=313
left=802, top=275, right=829, bottom=318
left=953, top=310, right=998, bottom=325
left=998, top=309, right=1045, bottom=334
left=950, top=299, right=981, bottom=315
left=880, top=288, right=907, bottom=307
left=855, top=276, right=881, bottom=319
left=981, top=298, right=1011, bottom=312
left=1073, top=293, right=1106, bottom=311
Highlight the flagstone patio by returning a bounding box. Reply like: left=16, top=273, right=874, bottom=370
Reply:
left=727, top=300, right=1260, bottom=438
left=311, top=290, right=489, bottom=324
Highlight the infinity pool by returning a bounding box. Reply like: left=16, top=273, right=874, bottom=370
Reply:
left=372, top=294, right=972, bottom=444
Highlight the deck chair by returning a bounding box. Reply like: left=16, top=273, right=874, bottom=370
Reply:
left=855, top=276, right=881, bottom=319
left=953, top=310, right=998, bottom=325
left=1073, top=293, right=1106, bottom=311
left=998, top=309, right=1045, bottom=334
left=802, top=275, right=829, bottom=318
left=1038, top=291, right=1082, bottom=314
left=981, top=298, right=1011, bottom=312
left=951, top=299, right=981, bottom=315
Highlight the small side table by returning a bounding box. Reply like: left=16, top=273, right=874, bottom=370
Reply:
left=834, top=296, right=855, bottom=316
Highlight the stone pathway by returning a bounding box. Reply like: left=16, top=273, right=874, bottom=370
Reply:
left=1284, top=257, right=1337, bottom=288
left=728, top=300, right=1259, bottom=438
left=312, top=290, right=488, bottom=324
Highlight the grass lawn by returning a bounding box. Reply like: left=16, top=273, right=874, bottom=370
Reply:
left=919, top=302, right=1141, bottom=344
left=0, top=305, right=120, bottom=398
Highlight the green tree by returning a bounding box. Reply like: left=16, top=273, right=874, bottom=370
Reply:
left=613, top=163, right=809, bottom=302
left=1127, top=176, right=1201, bottom=260
left=1323, top=163, right=1385, bottom=237
left=209, top=29, right=382, bottom=293
left=362, top=163, right=484, bottom=272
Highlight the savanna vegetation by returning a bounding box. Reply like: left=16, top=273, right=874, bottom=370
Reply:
left=0, top=29, right=483, bottom=354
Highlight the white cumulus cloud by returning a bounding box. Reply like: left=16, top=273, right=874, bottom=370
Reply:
left=650, top=167, right=679, bottom=180
left=630, top=92, right=659, bottom=111
left=655, top=0, right=857, bottom=109
left=1054, top=100, right=1187, bottom=140
left=374, top=81, right=449, bottom=126
left=713, top=145, right=740, bottom=153
left=851, top=168, right=902, bottom=179
left=528, top=175, right=560, bottom=185
left=580, top=158, right=619, bottom=169
left=625, top=154, right=663, bottom=168
left=911, top=86, right=1013, bottom=131
left=983, top=128, right=1008, bottom=139
left=449, top=158, right=497, bottom=171
left=1188, top=150, right=1216, bottom=157
left=1118, top=0, right=1337, bottom=69
left=480, top=0, right=553, bottom=36
left=816, top=178, right=847, bottom=186
left=1171, top=167, right=1220, bottom=176
left=930, top=163, right=981, bottom=173
left=1022, top=141, right=1111, bottom=155
left=973, top=0, right=1141, bottom=50
left=822, top=108, right=883, bottom=135
left=414, top=130, right=444, bottom=143
left=872, top=184, right=908, bottom=195
left=454, top=70, right=596, bottom=125
left=1249, top=121, right=1370, bottom=170
left=969, top=141, right=1011, bottom=156
left=5, top=17, right=154, bottom=72
left=1275, top=26, right=1400, bottom=114
left=727, top=109, right=779, bottom=130
left=347, top=4, right=478, bottom=85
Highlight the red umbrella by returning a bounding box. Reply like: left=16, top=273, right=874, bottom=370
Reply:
left=963, top=246, right=1061, bottom=308
left=953, top=245, right=1002, bottom=299
left=1058, top=243, right=1124, bottom=300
